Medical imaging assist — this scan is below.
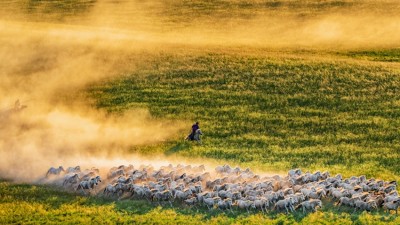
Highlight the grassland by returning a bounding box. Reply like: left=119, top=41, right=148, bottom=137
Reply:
left=2, top=180, right=400, bottom=224
left=1, top=0, right=400, bottom=224
left=86, top=48, right=400, bottom=181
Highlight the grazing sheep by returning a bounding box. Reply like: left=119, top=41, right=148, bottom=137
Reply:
left=288, top=169, right=302, bottom=177
left=41, top=164, right=400, bottom=215
left=332, top=189, right=350, bottom=200
left=297, top=199, right=322, bottom=213
left=384, top=194, right=399, bottom=203
left=252, top=198, right=269, bottom=213
left=383, top=200, right=400, bottom=214
left=218, top=190, right=233, bottom=199
left=153, top=190, right=174, bottom=206
left=103, top=183, right=123, bottom=197
left=337, top=197, right=358, bottom=208
left=382, top=184, right=397, bottom=194
left=203, top=197, right=218, bottom=210
left=354, top=200, right=377, bottom=212
left=174, top=189, right=193, bottom=201
left=184, top=197, right=198, bottom=207
left=235, top=199, right=253, bottom=213
left=217, top=198, right=233, bottom=213
left=308, top=189, right=326, bottom=199
left=274, top=197, right=295, bottom=213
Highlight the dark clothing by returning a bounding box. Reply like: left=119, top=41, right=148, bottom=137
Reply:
left=188, top=123, right=199, bottom=140
left=192, top=124, right=199, bottom=133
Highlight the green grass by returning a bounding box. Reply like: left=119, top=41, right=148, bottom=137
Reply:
left=86, top=49, right=400, bottom=180
left=2, top=180, right=400, bottom=225
left=1, top=0, right=400, bottom=224
left=344, top=49, right=400, bottom=62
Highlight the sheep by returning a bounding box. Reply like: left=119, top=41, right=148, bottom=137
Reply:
left=383, top=200, right=400, bottom=214
left=218, top=190, right=233, bottom=199
left=384, top=193, right=399, bottom=203
left=288, top=168, right=302, bottom=177
left=382, top=184, right=397, bottom=194
left=337, top=197, right=358, bottom=208
left=274, top=197, right=295, bottom=213
left=103, top=183, right=123, bottom=197
left=215, top=165, right=232, bottom=174
left=351, top=192, right=370, bottom=201
left=251, top=198, right=269, bottom=213
left=331, top=189, right=350, bottom=200
left=300, top=187, right=316, bottom=198
left=174, top=189, right=193, bottom=201
left=153, top=190, right=174, bottom=206
left=40, top=164, right=400, bottom=215
left=231, top=192, right=242, bottom=200
left=366, top=195, right=384, bottom=208
left=308, top=189, right=326, bottom=199
left=297, top=199, right=322, bottom=213
left=66, top=166, right=81, bottom=174
left=282, top=188, right=294, bottom=195
left=46, top=166, right=65, bottom=177
left=203, top=197, right=217, bottom=210
left=63, top=173, right=80, bottom=187
left=217, top=198, right=233, bottom=213
left=130, top=185, right=147, bottom=199
left=184, top=197, right=198, bottom=207
left=354, top=200, right=377, bottom=212
left=80, top=171, right=97, bottom=181
left=321, top=171, right=330, bottom=180
left=234, top=199, right=253, bottom=213
left=108, top=169, right=125, bottom=179
left=76, top=176, right=101, bottom=194
left=287, top=193, right=305, bottom=206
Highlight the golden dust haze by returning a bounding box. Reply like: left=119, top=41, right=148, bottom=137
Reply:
left=0, top=0, right=399, bottom=181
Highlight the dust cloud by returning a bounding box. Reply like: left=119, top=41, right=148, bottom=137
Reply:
left=1, top=0, right=399, bottom=182
left=0, top=5, right=186, bottom=182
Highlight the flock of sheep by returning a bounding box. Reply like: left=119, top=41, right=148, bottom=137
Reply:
left=45, top=164, right=399, bottom=215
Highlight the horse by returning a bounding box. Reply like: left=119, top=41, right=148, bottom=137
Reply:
left=185, top=129, right=203, bottom=144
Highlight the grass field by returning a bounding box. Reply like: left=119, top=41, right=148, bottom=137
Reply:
left=86, top=48, right=400, bottom=181
left=1, top=0, right=400, bottom=224
left=2, top=180, right=400, bottom=224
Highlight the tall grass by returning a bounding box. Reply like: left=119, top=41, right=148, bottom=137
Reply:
left=87, top=49, right=400, bottom=180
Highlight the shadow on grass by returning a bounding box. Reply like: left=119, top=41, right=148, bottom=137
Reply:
left=164, top=141, right=192, bottom=155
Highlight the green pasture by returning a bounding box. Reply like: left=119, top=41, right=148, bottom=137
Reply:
left=1, top=0, right=400, bottom=224
left=86, top=48, right=400, bottom=181
left=1, top=180, right=400, bottom=224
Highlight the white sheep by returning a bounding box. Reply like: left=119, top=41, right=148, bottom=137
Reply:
left=66, top=166, right=81, bottom=174
left=354, top=200, right=377, bottom=212
left=46, top=166, right=65, bottom=177
left=76, top=176, right=101, bottom=194
left=203, top=197, right=217, bottom=210
left=383, top=200, right=400, bottom=214
left=297, top=199, right=322, bottom=213
left=234, top=199, right=253, bottom=213
left=63, top=173, right=80, bottom=187
left=274, top=197, right=295, bottom=213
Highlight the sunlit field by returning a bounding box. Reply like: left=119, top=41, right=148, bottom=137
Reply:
left=1, top=0, right=399, bottom=224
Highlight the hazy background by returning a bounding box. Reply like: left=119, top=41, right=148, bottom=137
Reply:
left=0, top=0, right=399, bottom=181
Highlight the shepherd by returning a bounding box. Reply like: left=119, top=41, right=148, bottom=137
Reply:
left=186, top=121, right=199, bottom=141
